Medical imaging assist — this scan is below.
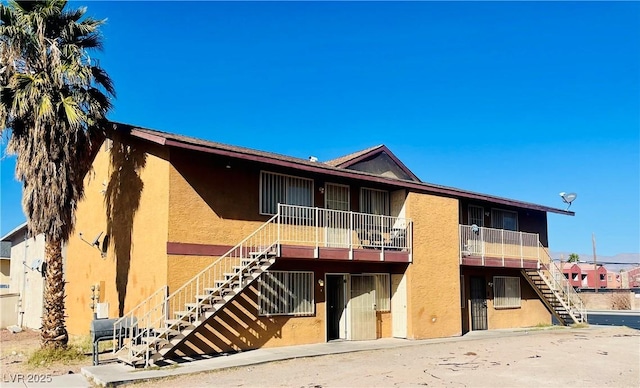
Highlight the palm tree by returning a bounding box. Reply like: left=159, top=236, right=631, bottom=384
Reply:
left=568, top=253, right=580, bottom=263
left=0, top=0, right=114, bottom=349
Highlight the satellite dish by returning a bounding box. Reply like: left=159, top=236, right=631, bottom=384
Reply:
left=31, top=258, right=42, bottom=271
left=559, top=192, right=578, bottom=210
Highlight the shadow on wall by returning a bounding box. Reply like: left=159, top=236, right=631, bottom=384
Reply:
left=104, top=134, right=146, bottom=316
left=171, top=149, right=265, bottom=222
left=169, top=284, right=290, bottom=357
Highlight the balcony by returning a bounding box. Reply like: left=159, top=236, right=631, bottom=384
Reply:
left=459, top=224, right=540, bottom=269
left=277, top=204, right=412, bottom=263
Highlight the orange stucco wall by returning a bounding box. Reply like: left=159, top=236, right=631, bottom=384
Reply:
left=460, top=268, right=551, bottom=333
left=65, top=138, right=169, bottom=335
left=169, top=256, right=401, bottom=355
left=404, top=192, right=462, bottom=339
left=167, top=149, right=269, bottom=247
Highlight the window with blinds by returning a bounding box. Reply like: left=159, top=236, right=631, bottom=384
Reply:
left=360, top=188, right=389, bottom=215
left=325, top=183, right=350, bottom=211
left=259, top=271, right=314, bottom=316
left=491, top=209, right=518, bottom=231
left=260, top=171, right=313, bottom=215
left=468, top=205, right=484, bottom=227
left=493, top=276, right=521, bottom=308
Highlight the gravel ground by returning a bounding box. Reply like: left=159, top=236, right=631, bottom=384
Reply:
left=0, top=328, right=112, bottom=378
left=128, top=326, right=640, bottom=388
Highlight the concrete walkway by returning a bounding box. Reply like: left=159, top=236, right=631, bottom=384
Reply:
left=3, top=327, right=566, bottom=387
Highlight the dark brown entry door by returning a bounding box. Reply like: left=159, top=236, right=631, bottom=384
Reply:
left=327, top=275, right=346, bottom=340
left=470, top=276, right=488, bottom=330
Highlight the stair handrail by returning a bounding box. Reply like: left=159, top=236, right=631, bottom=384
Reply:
left=161, top=213, right=279, bottom=333
left=112, top=285, right=168, bottom=353
left=537, top=243, right=587, bottom=322
left=114, top=213, right=280, bottom=365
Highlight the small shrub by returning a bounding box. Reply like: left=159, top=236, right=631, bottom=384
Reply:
left=610, top=293, right=631, bottom=310
left=27, top=347, right=86, bottom=367
left=71, top=335, right=113, bottom=354
left=571, top=322, right=589, bottom=329
left=26, top=335, right=113, bottom=367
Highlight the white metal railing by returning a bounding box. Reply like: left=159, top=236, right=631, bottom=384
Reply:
left=164, top=212, right=279, bottom=329
left=112, top=213, right=279, bottom=366
left=278, top=204, right=412, bottom=255
left=458, top=224, right=586, bottom=322
left=112, top=286, right=168, bottom=363
left=459, top=225, right=540, bottom=265
left=537, top=244, right=587, bottom=323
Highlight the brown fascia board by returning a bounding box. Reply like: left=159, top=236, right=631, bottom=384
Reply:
left=334, top=145, right=422, bottom=182
left=119, top=123, right=574, bottom=216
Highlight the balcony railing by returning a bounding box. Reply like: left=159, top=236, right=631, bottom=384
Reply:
left=278, top=204, right=412, bottom=255
left=459, top=224, right=540, bottom=266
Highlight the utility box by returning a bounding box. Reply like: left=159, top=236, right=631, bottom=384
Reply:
left=96, top=302, right=109, bottom=319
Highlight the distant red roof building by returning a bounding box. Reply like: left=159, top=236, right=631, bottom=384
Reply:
left=561, top=263, right=607, bottom=289
left=622, top=266, right=640, bottom=288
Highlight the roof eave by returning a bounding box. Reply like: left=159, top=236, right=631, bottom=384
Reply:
left=121, top=123, right=574, bottom=217
left=1, top=222, right=28, bottom=242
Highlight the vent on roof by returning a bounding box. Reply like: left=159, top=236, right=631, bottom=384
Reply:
left=309, top=156, right=318, bottom=162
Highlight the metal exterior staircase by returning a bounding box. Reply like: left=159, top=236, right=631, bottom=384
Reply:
left=112, top=204, right=413, bottom=367
left=522, top=243, right=587, bottom=325
left=113, top=214, right=279, bottom=367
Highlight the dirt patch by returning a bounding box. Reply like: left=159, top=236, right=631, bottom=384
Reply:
left=0, top=329, right=98, bottom=377
left=127, top=326, right=640, bottom=388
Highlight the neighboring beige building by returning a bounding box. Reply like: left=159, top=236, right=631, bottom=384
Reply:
left=1, top=223, right=46, bottom=330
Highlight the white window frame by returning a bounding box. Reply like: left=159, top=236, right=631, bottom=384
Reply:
left=260, top=171, right=314, bottom=215
left=493, top=276, right=521, bottom=309
left=360, top=187, right=390, bottom=215
left=491, top=208, right=518, bottom=231
left=324, top=183, right=350, bottom=211
left=468, top=205, right=484, bottom=227
left=258, top=270, right=315, bottom=316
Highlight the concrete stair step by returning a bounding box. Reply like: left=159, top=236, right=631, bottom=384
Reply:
left=164, top=319, right=195, bottom=329
left=185, top=302, right=213, bottom=310
left=174, top=310, right=196, bottom=318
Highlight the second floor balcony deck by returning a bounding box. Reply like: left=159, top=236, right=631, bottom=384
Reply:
left=459, top=224, right=542, bottom=269
left=277, top=204, right=412, bottom=262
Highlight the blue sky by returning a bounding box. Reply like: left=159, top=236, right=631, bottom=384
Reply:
left=1, top=1, right=639, bottom=258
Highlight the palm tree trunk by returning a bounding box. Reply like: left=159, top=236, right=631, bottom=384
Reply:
left=41, top=238, right=69, bottom=349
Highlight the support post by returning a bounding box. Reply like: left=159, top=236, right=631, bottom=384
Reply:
left=593, top=233, right=598, bottom=292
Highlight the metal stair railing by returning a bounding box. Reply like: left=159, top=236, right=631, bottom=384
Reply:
left=112, top=286, right=168, bottom=361
left=112, top=213, right=280, bottom=366
left=536, top=243, right=587, bottom=323
left=164, top=213, right=279, bottom=333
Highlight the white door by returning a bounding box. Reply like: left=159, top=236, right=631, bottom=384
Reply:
left=349, top=275, right=376, bottom=340
left=325, top=183, right=351, bottom=247
left=391, top=274, right=408, bottom=338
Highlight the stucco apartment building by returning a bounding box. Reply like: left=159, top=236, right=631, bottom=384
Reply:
left=561, top=263, right=608, bottom=289
left=0, top=223, right=46, bottom=329
left=622, top=266, right=640, bottom=288
left=65, top=123, right=585, bottom=366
